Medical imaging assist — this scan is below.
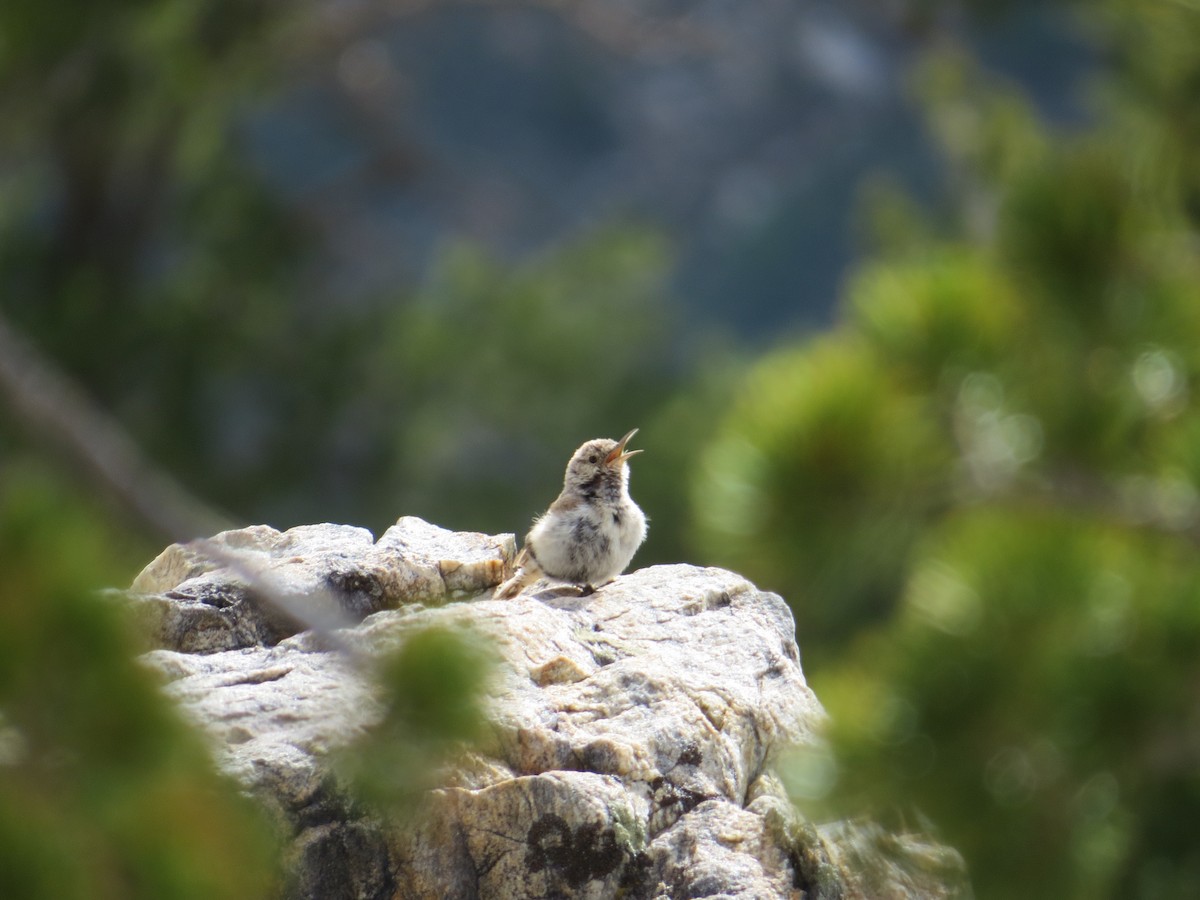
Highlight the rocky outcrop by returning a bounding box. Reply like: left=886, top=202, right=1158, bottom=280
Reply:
left=129, top=518, right=966, bottom=899
left=131, top=519, right=513, bottom=654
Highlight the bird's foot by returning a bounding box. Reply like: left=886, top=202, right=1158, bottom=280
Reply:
left=578, top=583, right=596, bottom=596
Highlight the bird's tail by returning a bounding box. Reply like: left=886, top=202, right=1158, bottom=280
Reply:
left=494, top=546, right=541, bottom=599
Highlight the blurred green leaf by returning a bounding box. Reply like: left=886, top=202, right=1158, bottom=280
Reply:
left=693, top=335, right=950, bottom=656
left=334, top=625, right=494, bottom=816
left=0, top=464, right=277, bottom=900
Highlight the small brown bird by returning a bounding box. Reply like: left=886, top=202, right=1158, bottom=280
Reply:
left=495, top=429, right=648, bottom=599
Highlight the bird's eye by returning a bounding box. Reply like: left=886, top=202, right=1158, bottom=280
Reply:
left=588, top=454, right=599, bottom=464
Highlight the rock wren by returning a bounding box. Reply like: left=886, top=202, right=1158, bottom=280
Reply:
left=495, top=429, right=647, bottom=599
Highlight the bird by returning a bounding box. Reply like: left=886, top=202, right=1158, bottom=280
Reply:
left=495, top=428, right=647, bottom=599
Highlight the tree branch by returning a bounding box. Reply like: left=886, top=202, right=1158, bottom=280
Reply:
left=0, top=309, right=358, bottom=655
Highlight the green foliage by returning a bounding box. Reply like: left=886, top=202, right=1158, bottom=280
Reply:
left=0, top=0, right=315, bottom=515
left=1095, top=0, right=1200, bottom=219
left=693, top=335, right=949, bottom=647
left=696, top=2, right=1200, bottom=896
left=824, top=509, right=1200, bottom=899
left=0, top=466, right=276, bottom=899
left=334, top=626, right=493, bottom=815
left=0, top=0, right=706, bottom=563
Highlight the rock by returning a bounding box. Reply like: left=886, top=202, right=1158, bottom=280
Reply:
left=128, top=518, right=515, bottom=654
left=133, top=518, right=967, bottom=899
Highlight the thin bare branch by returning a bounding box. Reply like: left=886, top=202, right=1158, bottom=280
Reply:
left=0, top=309, right=358, bottom=655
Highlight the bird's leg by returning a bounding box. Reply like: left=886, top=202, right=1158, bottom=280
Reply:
left=578, top=583, right=596, bottom=596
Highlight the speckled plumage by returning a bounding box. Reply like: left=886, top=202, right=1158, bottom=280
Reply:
left=495, top=430, right=647, bottom=598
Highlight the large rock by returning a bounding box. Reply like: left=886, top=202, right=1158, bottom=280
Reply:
left=131, top=518, right=966, bottom=899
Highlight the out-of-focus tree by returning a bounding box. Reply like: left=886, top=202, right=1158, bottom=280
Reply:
left=694, top=0, right=1200, bottom=896
left=0, top=3, right=305, bottom=874
left=0, top=0, right=704, bottom=559
left=0, top=465, right=278, bottom=899
left=0, top=0, right=316, bottom=505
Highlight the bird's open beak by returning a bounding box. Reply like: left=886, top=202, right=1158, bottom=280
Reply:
left=606, top=428, right=643, bottom=466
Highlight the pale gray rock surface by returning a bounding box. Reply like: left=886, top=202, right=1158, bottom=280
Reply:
left=130, top=517, right=514, bottom=654
left=133, top=518, right=967, bottom=900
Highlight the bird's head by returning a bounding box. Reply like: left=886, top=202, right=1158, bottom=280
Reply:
left=563, top=428, right=643, bottom=493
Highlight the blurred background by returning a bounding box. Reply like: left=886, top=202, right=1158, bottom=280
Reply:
left=3, top=0, right=1200, bottom=897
